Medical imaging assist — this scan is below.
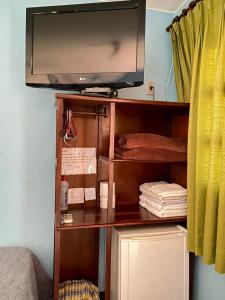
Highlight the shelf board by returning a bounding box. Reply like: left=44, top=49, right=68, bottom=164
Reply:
left=99, top=155, right=187, bottom=164
left=58, top=204, right=186, bottom=230
left=56, top=93, right=189, bottom=112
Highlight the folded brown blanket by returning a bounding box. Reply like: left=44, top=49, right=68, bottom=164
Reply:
left=116, top=133, right=187, bottom=153
left=115, top=147, right=187, bottom=162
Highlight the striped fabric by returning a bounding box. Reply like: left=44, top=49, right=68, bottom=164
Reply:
left=59, top=280, right=100, bottom=300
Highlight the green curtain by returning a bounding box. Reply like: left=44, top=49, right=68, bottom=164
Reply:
left=170, top=1, right=205, bottom=103
left=171, top=0, right=225, bottom=273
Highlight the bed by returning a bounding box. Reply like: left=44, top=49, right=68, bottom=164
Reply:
left=0, top=247, right=53, bottom=300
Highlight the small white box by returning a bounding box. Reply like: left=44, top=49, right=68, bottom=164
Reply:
left=100, top=194, right=116, bottom=209
left=100, top=181, right=115, bottom=196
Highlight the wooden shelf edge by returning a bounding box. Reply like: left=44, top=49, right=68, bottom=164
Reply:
left=56, top=209, right=186, bottom=230
left=56, top=93, right=190, bottom=109
left=99, top=155, right=187, bottom=164
left=57, top=218, right=187, bottom=230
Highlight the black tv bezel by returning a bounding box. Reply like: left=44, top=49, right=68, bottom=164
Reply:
left=25, top=0, right=146, bottom=90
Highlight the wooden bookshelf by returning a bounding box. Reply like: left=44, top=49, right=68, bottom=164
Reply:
left=53, top=94, right=189, bottom=300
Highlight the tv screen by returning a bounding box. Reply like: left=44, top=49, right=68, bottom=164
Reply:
left=26, top=0, right=146, bottom=90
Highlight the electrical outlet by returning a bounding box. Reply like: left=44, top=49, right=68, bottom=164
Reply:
left=146, top=81, right=154, bottom=96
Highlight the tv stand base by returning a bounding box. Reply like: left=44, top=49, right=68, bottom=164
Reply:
left=80, top=87, right=118, bottom=98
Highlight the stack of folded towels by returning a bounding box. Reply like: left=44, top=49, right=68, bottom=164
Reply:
left=115, top=133, right=187, bottom=162
left=139, top=181, right=187, bottom=217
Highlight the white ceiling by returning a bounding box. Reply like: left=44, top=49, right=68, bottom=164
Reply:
left=147, top=0, right=186, bottom=12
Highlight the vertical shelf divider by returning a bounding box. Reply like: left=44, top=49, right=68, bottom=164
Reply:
left=105, top=102, right=115, bottom=300
left=54, top=98, right=64, bottom=300
left=108, top=102, right=115, bottom=215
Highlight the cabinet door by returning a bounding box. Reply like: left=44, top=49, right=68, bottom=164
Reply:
left=120, top=234, right=189, bottom=300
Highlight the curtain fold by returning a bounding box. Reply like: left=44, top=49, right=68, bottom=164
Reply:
left=170, top=0, right=225, bottom=273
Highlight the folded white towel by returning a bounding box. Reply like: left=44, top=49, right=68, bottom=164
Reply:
left=139, top=200, right=187, bottom=218
left=139, top=195, right=187, bottom=212
left=151, top=183, right=187, bottom=197
left=140, top=182, right=187, bottom=199
left=140, top=187, right=187, bottom=203
left=140, top=181, right=168, bottom=191
left=142, top=181, right=168, bottom=187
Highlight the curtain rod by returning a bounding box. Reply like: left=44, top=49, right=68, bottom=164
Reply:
left=166, top=0, right=203, bottom=32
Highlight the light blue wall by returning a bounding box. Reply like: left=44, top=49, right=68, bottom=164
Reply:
left=119, top=9, right=177, bottom=101
left=0, top=1, right=177, bottom=279
left=0, top=0, right=99, bottom=277
left=194, top=257, right=225, bottom=300
left=3, top=3, right=224, bottom=299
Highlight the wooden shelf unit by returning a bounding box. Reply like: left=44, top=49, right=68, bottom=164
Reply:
left=54, top=94, right=189, bottom=300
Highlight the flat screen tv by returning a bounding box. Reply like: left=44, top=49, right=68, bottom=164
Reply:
left=26, top=0, right=146, bottom=90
